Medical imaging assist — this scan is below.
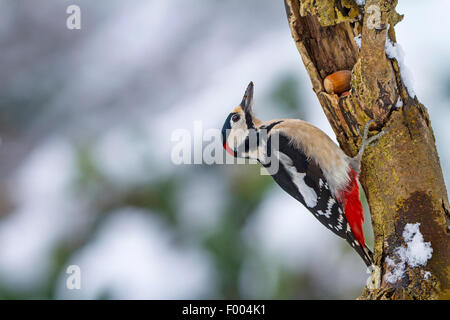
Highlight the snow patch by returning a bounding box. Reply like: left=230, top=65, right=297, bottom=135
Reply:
left=401, top=223, right=433, bottom=267
left=385, top=37, right=416, bottom=98
left=384, top=256, right=404, bottom=284
left=355, top=0, right=366, bottom=6
left=354, top=34, right=362, bottom=50
left=353, top=29, right=416, bottom=99
left=395, top=96, right=403, bottom=108
left=384, top=223, right=433, bottom=284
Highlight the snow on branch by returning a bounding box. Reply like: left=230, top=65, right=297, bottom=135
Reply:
left=384, top=223, right=433, bottom=284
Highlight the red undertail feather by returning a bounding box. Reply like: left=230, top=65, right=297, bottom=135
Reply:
left=341, top=167, right=365, bottom=247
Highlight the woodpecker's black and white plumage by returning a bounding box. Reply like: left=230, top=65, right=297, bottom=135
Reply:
left=222, top=82, right=385, bottom=285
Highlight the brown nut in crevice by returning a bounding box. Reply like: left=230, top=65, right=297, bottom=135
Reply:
left=324, top=70, right=352, bottom=95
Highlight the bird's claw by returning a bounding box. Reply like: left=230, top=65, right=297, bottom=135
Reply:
left=362, top=119, right=374, bottom=141
left=357, top=120, right=389, bottom=159
left=366, top=129, right=386, bottom=146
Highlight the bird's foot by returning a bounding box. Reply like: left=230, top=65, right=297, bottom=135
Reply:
left=356, top=120, right=388, bottom=160
left=350, top=120, right=388, bottom=173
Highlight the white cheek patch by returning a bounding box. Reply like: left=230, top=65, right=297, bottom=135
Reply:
left=276, top=151, right=318, bottom=208
left=255, top=139, right=267, bottom=162
left=227, top=127, right=247, bottom=150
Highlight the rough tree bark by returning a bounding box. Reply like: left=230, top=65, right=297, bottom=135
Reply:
left=284, top=0, right=449, bottom=299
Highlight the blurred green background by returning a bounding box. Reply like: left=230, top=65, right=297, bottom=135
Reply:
left=0, top=0, right=449, bottom=299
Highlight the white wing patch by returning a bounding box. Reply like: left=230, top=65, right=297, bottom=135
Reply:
left=275, top=151, right=317, bottom=208
left=317, top=210, right=331, bottom=218
left=327, top=198, right=336, bottom=210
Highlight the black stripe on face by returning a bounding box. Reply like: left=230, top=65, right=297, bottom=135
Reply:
left=244, top=111, right=254, bottom=129
left=241, top=120, right=283, bottom=156
left=242, top=129, right=259, bottom=153
left=260, top=121, right=283, bottom=134
left=221, top=113, right=235, bottom=145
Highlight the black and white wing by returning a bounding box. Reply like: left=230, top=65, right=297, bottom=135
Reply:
left=263, top=132, right=347, bottom=239
left=260, top=131, right=373, bottom=266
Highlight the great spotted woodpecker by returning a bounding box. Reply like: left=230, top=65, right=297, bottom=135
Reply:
left=222, top=82, right=385, bottom=282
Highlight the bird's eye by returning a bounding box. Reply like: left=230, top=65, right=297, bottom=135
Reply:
left=232, top=114, right=240, bottom=122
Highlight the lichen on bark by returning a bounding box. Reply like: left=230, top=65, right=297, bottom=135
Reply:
left=298, top=0, right=360, bottom=26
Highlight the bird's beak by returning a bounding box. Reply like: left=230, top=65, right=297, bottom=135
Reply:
left=241, top=81, right=254, bottom=113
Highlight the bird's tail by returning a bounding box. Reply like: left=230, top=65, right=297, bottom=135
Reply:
left=345, top=231, right=373, bottom=267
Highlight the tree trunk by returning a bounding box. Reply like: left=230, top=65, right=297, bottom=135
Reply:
left=284, top=0, right=449, bottom=299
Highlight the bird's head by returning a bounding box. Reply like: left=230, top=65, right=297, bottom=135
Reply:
left=221, top=81, right=257, bottom=158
